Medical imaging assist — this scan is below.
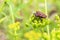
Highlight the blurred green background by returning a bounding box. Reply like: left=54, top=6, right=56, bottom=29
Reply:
left=0, top=0, right=60, bottom=40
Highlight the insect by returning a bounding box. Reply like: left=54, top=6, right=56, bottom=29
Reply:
left=34, top=11, right=47, bottom=18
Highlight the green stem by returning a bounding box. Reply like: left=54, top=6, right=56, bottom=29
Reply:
left=45, top=0, right=50, bottom=40
left=14, top=29, right=17, bottom=40
left=45, top=0, right=48, bottom=15
left=47, top=25, right=50, bottom=40
left=9, top=3, right=15, bottom=23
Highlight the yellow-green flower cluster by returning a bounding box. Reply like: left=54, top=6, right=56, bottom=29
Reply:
left=55, top=15, right=60, bottom=20
left=29, top=14, right=50, bottom=27
left=43, top=32, right=50, bottom=40
left=8, top=22, right=20, bottom=30
left=24, top=30, right=41, bottom=40
left=51, top=28, right=60, bottom=40
left=55, top=15, right=60, bottom=27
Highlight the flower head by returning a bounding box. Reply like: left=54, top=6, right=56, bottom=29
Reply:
left=8, top=22, right=20, bottom=30
left=24, top=30, right=41, bottom=40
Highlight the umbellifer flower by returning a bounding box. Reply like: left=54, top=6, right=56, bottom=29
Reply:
left=8, top=22, right=20, bottom=30
left=24, top=30, right=41, bottom=40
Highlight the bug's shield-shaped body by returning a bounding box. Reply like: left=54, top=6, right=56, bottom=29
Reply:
left=35, top=11, right=47, bottom=18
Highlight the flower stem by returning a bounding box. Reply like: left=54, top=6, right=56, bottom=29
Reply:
left=9, top=3, right=15, bottom=23
left=45, top=0, right=50, bottom=40
left=45, top=0, right=48, bottom=16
